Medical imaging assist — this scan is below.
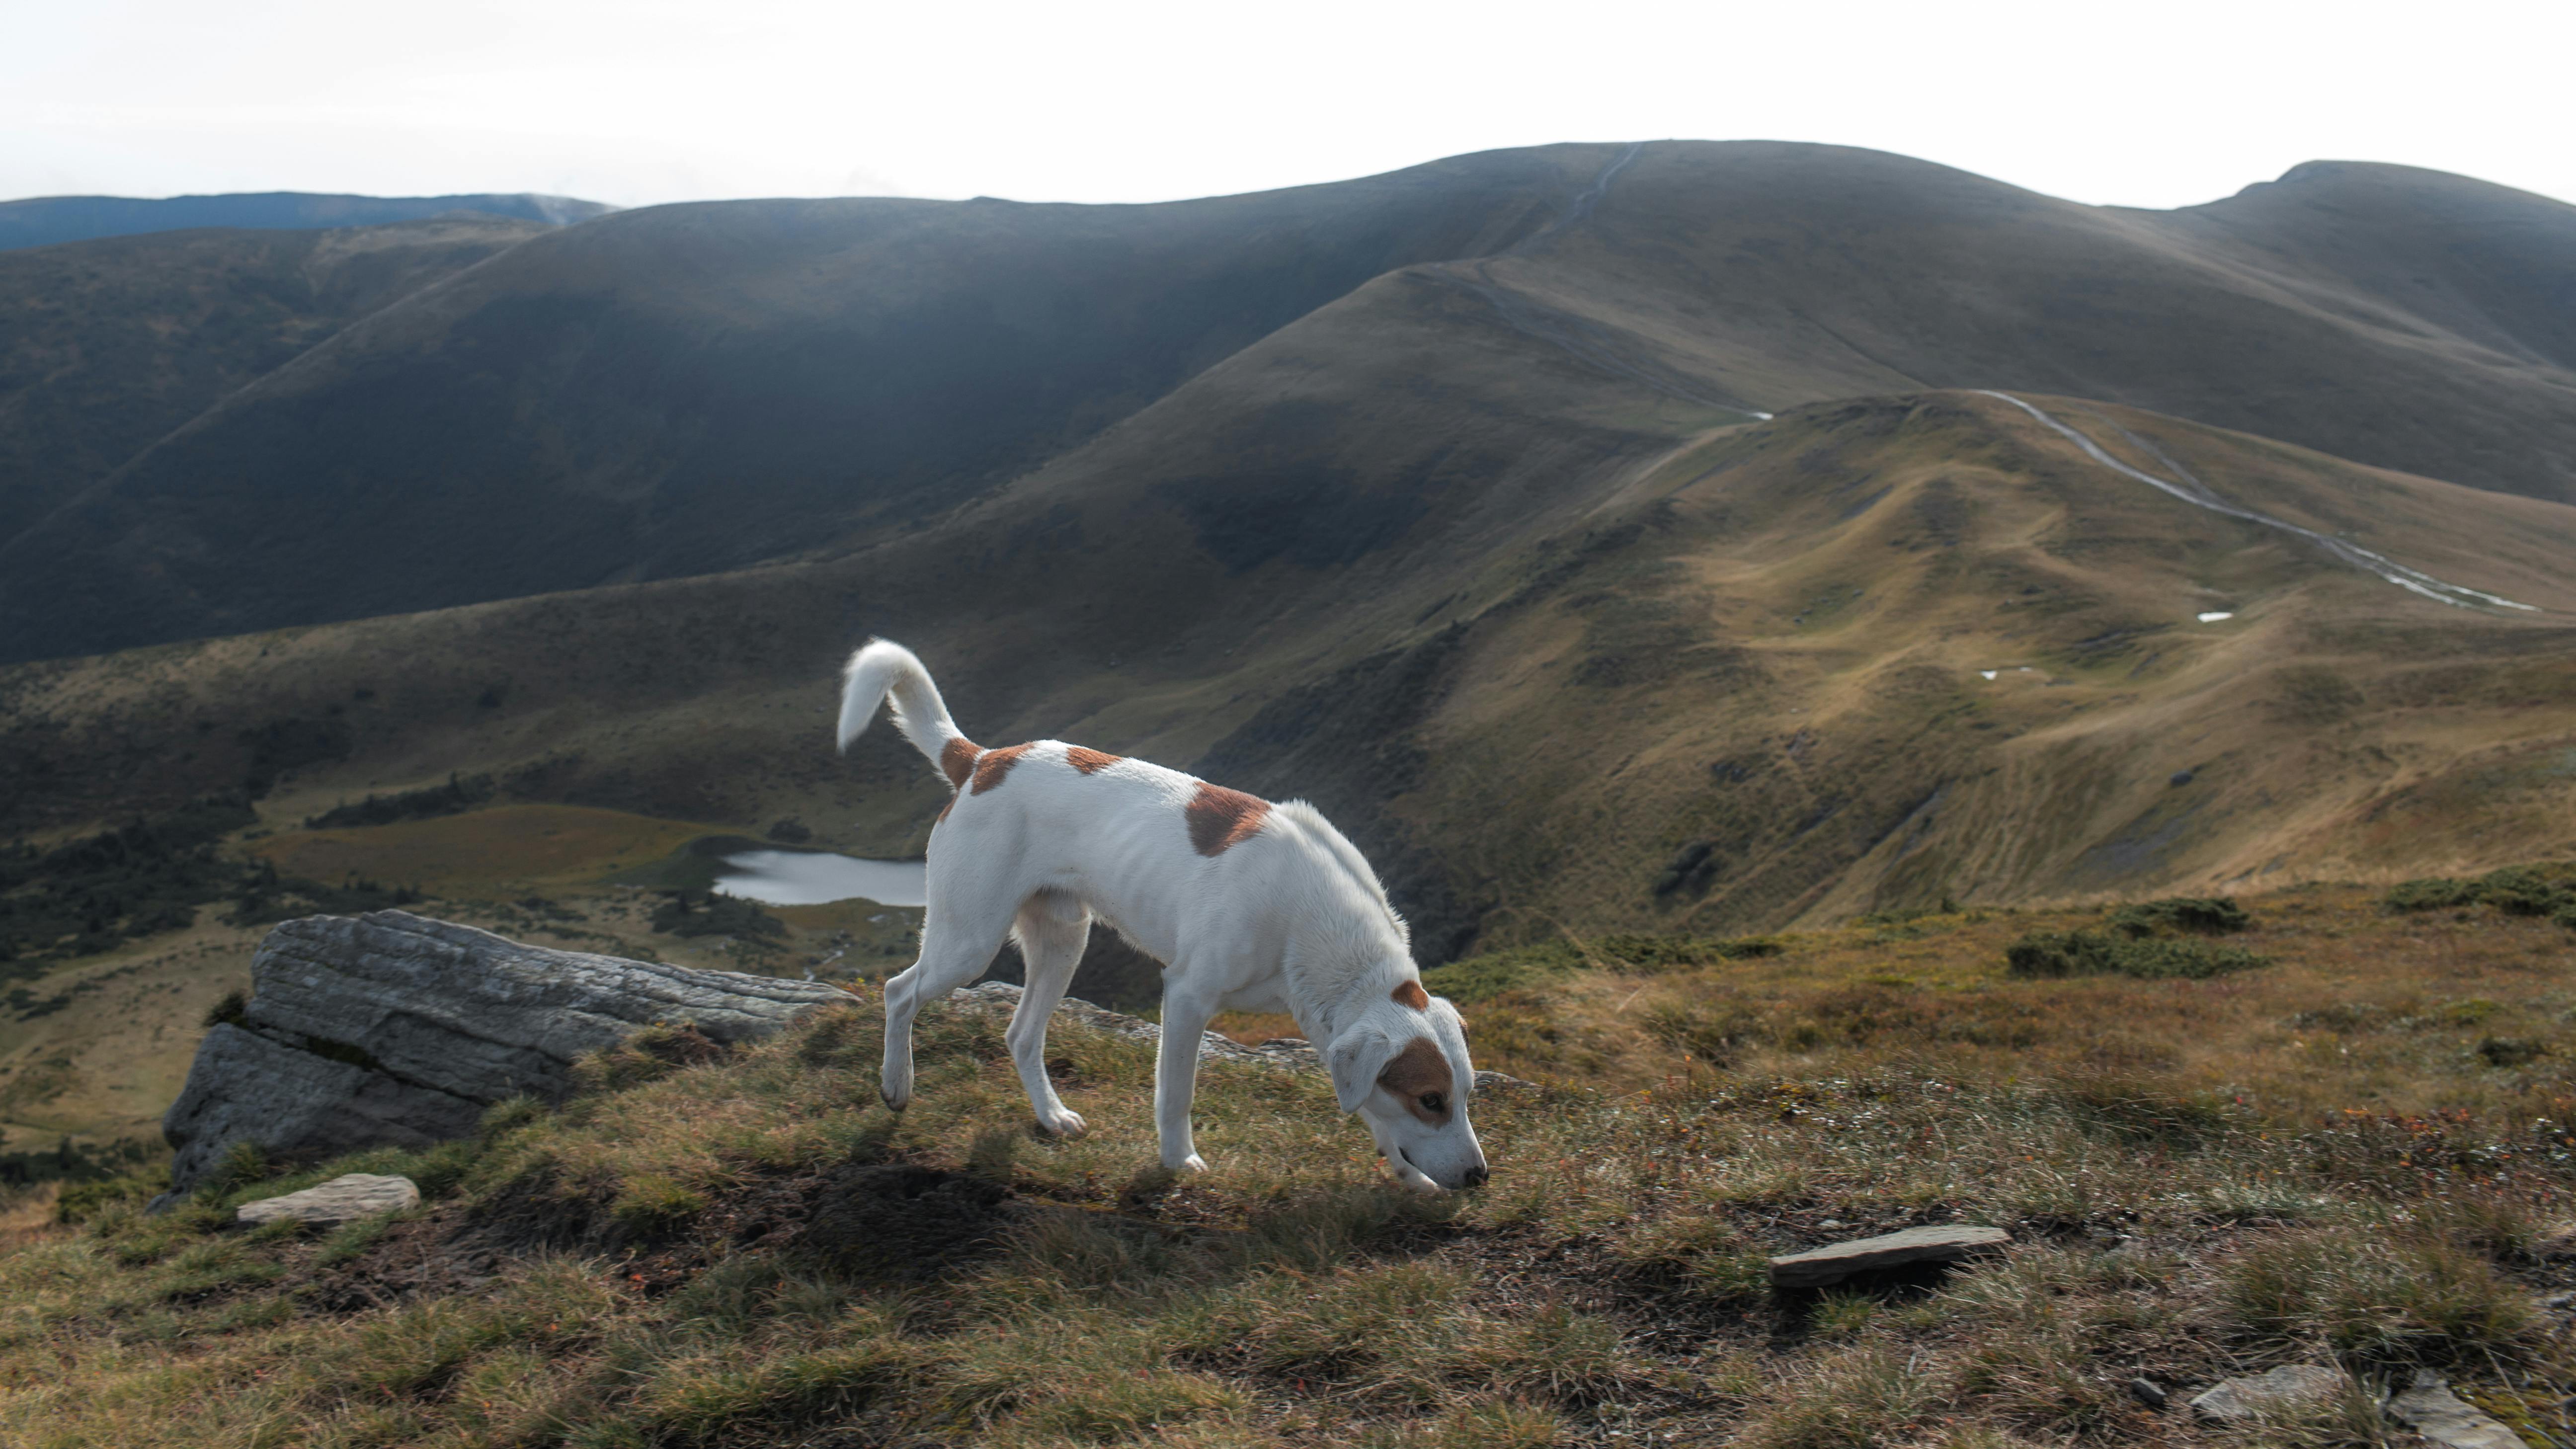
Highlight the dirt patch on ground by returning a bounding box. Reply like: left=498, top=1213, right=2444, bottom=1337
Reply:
left=301, top=1210, right=498, bottom=1312
left=298, top=1156, right=1045, bottom=1310
left=795, top=1163, right=1018, bottom=1280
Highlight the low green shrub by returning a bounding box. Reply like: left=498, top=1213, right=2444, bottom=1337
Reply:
left=2475, top=867, right=2567, bottom=917
left=2387, top=866, right=2575, bottom=917
left=650, top=890, right=788, bottom=940
left=2004, top=929, right=2265, bottom=980
left=2107, top=895, right=2250, bottom=936
left=2387, top=877, right=2480, bottom=912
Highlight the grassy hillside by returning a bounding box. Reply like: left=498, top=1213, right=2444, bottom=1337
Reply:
left=5, top=388, right=2571, bottom=1145
left=8, top=877, right=2576, bottom=1445
left=6, top=144, right=2574, bottom=663
left=5, top=389, right=2568, bottom=935
left=0, top=215, right=549, bottom=548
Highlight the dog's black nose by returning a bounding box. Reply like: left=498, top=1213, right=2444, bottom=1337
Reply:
left=1462, top=1165, right=1489, bottom=1189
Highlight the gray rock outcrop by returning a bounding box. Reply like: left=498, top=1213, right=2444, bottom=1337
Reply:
left=2187, top=1365, right=2350, bottom=1423
left=237, top=1172, right=421, bottom=1226
left=1768, top=1224, right=2012, bottom=1288
left=2385, top=1371, right=2532, bottom=1449
left=162, top=911, right=852, bottom=1195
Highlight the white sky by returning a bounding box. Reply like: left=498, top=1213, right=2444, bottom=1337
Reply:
left=4, top=0, right=2572, bottom=214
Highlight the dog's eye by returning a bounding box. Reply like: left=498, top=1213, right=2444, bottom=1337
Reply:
left=1418, top=1092, right=1445, bottom=1113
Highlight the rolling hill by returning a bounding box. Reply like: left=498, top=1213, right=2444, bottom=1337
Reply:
left=0, top=191, right=611, bottom=252
left=1, top=142, right=2573, bottom=665
left=5, top=387, right=2569, bottom=956
left=0, top=214, right=557, bottom=549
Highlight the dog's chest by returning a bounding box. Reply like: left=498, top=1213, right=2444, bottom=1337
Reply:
left=1215, top=972, right=1292, bottom=1016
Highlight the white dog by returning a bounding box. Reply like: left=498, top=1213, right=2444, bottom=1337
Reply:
left=836, top=640, right=1489, bottom=1192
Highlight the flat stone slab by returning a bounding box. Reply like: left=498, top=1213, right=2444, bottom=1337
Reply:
left=2188, top=1364, right=2350, bottom=1423
left=162, top=911, right=855, bottom=1194
left=1768, top=1224, right=2010, bottom=1288
left=2386, top=1371, right=2531, bottom=1448
left=237, top=1172, right=421, bottom=1227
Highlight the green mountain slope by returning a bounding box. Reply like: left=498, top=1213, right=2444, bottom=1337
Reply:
left=3, top=143, right=2572, bottom=665
left=0, top=147, right=1608, bottom=662
left=5, top=388, right=2567, bottom=958
left=0, top=214, right=550, bottom=547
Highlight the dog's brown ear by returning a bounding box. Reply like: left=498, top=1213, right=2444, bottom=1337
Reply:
left=1327, top=1028, right=1392, bottom=1114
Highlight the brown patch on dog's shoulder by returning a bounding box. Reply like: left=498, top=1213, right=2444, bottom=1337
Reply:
left=970, top=743, right=1033, bottom=795
left=1065, top=746, right=1123, bottom=775
left=940, top=737, right=981, bottom=791
left=1185, top=781, right=1270, bottom=856
left=1379, top=1036, right=1455, bottom=1126
left=1391, top=979, right=1430, bottom=1011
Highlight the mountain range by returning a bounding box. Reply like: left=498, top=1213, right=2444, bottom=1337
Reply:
left=3, top=141, right=2574, bottom=956
left=0, top=191, right=612, bottom=252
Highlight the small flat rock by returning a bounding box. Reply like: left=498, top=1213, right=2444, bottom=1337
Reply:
left=1768, top=1224, right=2010, bottom=1288
left=236, top=1172, right=420, bottom=1227
left=2386, top=1370, right=2532, bottom=1449
left=2188, top=1364, right=2350, bottom=1423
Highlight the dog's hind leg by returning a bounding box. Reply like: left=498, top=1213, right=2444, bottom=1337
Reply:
left=880, top=875, right=1016, bottom=1113
left=1006, top=889, right=1092, bottom=1138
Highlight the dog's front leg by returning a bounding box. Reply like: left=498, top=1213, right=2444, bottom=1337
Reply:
left=1154, top=983, right=1219, bottom=1173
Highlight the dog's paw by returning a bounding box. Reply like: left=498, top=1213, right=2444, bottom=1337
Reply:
left=1035, top=1108, right=1088, bottom=1139
left=1166, top=1153, right=1209, bottom=1175
left=878, top=1085, right=910, bottom=1113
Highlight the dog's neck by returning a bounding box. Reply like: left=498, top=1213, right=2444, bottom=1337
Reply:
left=1285, top=939, right=1413, bottom=1047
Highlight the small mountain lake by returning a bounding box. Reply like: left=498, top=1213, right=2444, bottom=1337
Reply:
left=711, top=851, right=927, bottom=907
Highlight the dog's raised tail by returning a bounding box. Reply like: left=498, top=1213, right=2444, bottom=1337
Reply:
left=837, top=639, right=969, bottom=766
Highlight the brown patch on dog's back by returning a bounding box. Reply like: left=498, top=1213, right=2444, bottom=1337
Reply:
left=940, top=737, right=981, bottom=791
left=1185, top=782, right=1270, bottom=856
left=1391, top=979, right=1430, bottom=1011
left=971, top=743, right=1033, bottom=795
left=1065, top=746, right=1123, bottom=775
left=1379, top=1036, right=1455, bottom=1125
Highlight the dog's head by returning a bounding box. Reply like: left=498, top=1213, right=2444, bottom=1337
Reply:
left=1327, top=981, right=1488, bottom=1192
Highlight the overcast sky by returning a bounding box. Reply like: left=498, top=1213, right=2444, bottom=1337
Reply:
left=6, top=0, right=2571, bottom=214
